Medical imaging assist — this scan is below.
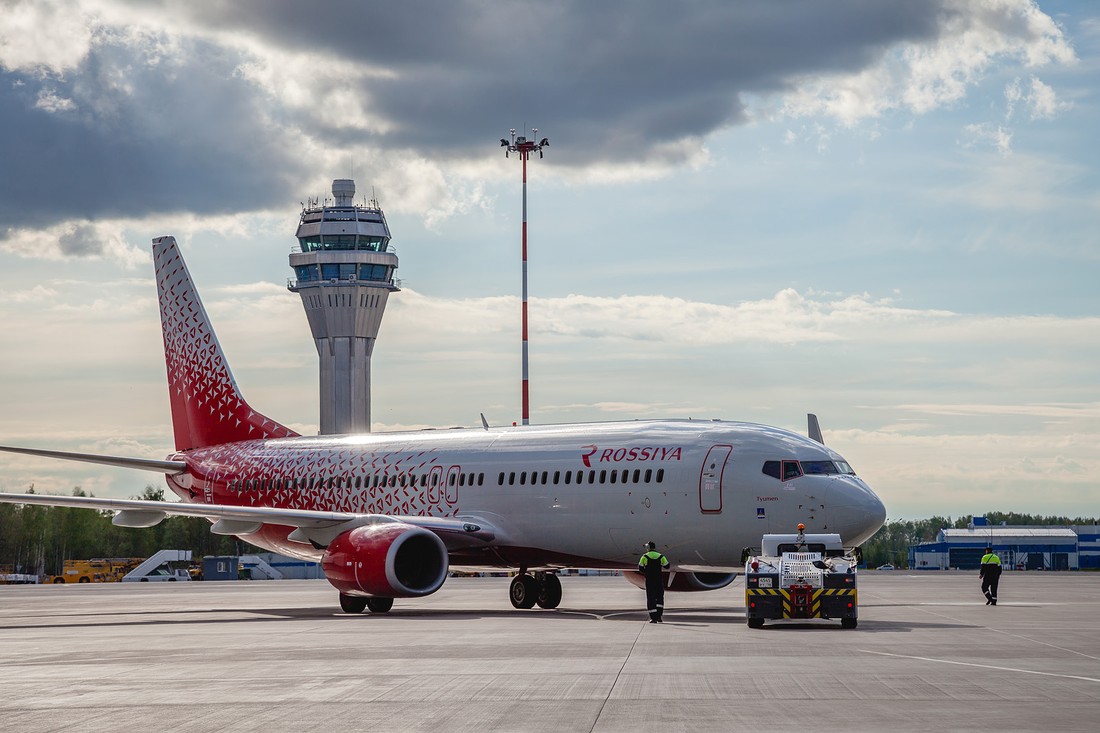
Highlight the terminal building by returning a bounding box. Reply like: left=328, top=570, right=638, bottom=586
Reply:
left=908, top=517, right=1100, bottom=571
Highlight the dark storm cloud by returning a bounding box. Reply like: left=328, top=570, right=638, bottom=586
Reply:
left=0, top=0, right=957, bottom=234
left=176, top=0, right=945, bottom=162
left=0, top=34, right=300, bottom=234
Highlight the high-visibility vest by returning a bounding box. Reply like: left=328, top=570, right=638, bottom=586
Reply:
left=981, top=553, right=1001, bottom=565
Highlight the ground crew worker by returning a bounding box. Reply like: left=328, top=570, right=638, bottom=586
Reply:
left=980, top=546, right=1002, bottom=605
left=638, top=541, right=670, bottom=623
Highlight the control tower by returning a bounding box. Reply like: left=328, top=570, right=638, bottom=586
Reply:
left=288, top=179, right=398, bottom=434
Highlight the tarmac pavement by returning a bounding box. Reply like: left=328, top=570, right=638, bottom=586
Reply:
left=1, top=572, right=1098, bottom=732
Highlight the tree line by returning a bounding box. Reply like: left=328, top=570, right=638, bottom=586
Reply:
left=0, top=486, right=256, bottom=576
left=3, top=486, right=1097, bottom=574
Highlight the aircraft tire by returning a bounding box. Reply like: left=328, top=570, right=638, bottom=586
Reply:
left=536, top=574, right=562, bottom=609
left=339, top=593, right=368, bottom=614
left=366, top=597, right=394, bottom=613
left=509, top=575, right=538, bottom=609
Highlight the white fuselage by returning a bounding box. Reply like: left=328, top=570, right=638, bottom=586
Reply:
left=169, top=419, right=886, bottom=571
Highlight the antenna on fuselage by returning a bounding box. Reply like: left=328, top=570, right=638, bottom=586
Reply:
left=808, top=413, right=825, bottom=444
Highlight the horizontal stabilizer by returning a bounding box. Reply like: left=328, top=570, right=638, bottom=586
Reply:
left=0, top=445, right=186, bottom=474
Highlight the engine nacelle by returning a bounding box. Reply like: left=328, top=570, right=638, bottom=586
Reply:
left=321, top=523, right=449, bottom=598
left=623, top=570, right=739, bottom=592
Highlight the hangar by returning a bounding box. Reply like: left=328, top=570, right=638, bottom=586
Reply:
left=908, top=522, right=1099, bottom=571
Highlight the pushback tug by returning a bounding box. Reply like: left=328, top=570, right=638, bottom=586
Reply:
left=745, top=524, right=860, bottom=629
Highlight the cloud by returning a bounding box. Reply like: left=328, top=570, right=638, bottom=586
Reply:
left=0, top=0, right=1077, bottom=241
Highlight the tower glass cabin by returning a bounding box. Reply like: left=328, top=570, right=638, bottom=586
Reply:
left=288, top=179, right=399, bottom=434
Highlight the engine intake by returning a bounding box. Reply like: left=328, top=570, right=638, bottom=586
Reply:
left=623, top=570, right=738, bottom=592
left=322, top=523, right=449, bottom=598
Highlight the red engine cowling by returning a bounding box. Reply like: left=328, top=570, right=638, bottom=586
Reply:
left=321, top=523, right=449, bottom=598
left=623, top=570, right=738, bottom=592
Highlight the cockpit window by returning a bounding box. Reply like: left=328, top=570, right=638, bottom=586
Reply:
left=802, top=460, right=839, bottom=475
left=782, top=460, right=802, bottom=480
left=763, top=459, right=856, bottom=480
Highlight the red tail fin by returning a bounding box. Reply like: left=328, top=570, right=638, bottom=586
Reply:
left=153, top=236, right=298, bottom=450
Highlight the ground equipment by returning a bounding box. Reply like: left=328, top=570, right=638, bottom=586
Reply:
left=744, top=525, right=859, bottom=629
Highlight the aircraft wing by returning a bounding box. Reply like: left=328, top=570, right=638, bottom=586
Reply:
left=0, top=491, right=496, bottom=551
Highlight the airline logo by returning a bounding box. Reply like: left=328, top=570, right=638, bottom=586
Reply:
left=580, top=445, right=683, bottom=468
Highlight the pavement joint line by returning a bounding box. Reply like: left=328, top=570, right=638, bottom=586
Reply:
left=982, top=626, right=1100, bottom=661
left=860, top=649, right=1100, bottom=684
left=899, top=598, right=1100, bottom=662
left=588, top=620, right=645, bottom=733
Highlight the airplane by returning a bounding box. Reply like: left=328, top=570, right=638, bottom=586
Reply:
left=0, top=236, right=886, bottom=614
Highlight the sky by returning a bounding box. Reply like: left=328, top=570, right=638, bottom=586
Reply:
left=0, top=0, right=1097, bottom=521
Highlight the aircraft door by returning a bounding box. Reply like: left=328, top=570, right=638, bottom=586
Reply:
left=445, top=465, right=461, bottom=505
left=699, top=444, right=732, bottom=513
left=427, top=466, right=443, bottom=504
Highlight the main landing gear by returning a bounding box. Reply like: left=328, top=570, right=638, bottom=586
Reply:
left=509, top=571, right=562, bottom=610
left=339, top=593, right=394, bottom=614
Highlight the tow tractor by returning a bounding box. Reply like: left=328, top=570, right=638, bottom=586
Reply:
left=744, top=524, right=860, bottom=629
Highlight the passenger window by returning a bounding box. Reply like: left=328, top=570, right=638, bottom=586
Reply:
left=610, top=469, right=617, bottom=484
left=553, top=471, right=560, bottom=484
left=599, top=470, right=607, bottom=483
left=565, top=471, right=572, bottom=485
left=498, top=472, right=505, bottom=485
left=644, top=469, right=652, bottom=483
left=478, top=473, right=484, bottom=486
left=633, top=469, right=640, bottom=483
left=656, top=469, right=664, bottom=483
left=508, top=471, right=516, bottom=486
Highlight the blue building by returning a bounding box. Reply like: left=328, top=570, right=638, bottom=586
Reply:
left=1075, top=525, right=1100, bottom=570
left=909, top=526, right=1080, bottom=570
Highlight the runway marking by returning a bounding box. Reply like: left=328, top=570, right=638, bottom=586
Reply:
left=860, top=650, right=1100, bottom=684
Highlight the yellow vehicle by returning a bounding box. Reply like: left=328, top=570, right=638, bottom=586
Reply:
left=49, top=558, right=145, bottom=584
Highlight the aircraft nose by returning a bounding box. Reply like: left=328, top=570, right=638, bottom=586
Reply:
left=830, top=477, right=886, bottom=546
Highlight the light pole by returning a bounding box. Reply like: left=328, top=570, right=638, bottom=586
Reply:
left=501, top=128, right=549, bottom=426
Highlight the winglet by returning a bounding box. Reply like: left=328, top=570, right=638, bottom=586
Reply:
left=807, top=413, right=824, bottom=444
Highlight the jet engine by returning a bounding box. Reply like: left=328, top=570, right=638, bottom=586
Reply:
left=321, top=523, right=449, bottom=597
left=623, top=570, right=738, bottom=592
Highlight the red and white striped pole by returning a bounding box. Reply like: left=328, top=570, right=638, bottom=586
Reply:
left=502, top=129, right=548, bottom=426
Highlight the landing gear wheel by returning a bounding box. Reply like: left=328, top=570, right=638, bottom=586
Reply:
left=536, top=573, right=562, bottom=609
left=366, top=597, right=394, bottom=613
left=747, top=617, right=765, bottom=629
left=339, top=594, right=368, bottom=614
left=509, top=574, right=538, bottom=609
left=841, top=617, right=858, bottom=629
